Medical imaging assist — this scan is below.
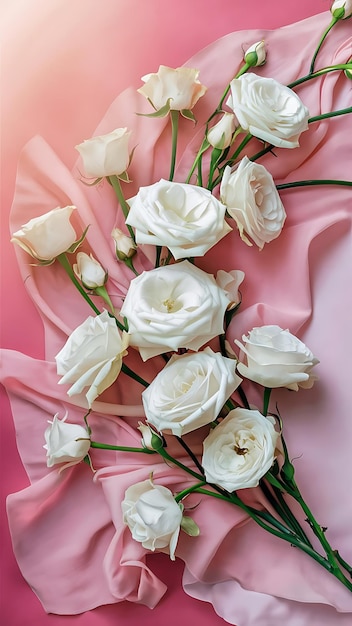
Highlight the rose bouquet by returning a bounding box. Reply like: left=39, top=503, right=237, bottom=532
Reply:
left=2, top=3, right=352, bottom=625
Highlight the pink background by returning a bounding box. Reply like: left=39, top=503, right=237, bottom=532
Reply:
left=0, top=1, right=337, bottom=625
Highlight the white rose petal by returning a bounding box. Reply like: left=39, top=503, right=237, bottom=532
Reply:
left=55, top=310, right=129, bottom=407
left=142, top=348, right=242, bottom=436
left=227, top=73, right=309, bottom=149
left=126, top=179, right=231, bottom=260
left=216, top=269, right=245, bottom=309
left=75, top=127, right=131, bottom=178
left=122, top=479, right=183, bottom=560
left=202, top=408, right=278, bottom=491
left=73, top=252, right=107, bottom=289
left=44, top=413, right=90, bottom=468
left=11, top=206, right=77, bottom=262
left=220, top=158, right=286, bottom=249
left=137, top=65, right=207, bottom=112
left=120, top=261, right=229, bottom=360
left=235, top=325, right=319, bottom=390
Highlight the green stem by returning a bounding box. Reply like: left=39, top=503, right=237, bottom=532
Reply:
left=309, top=17, right=339, bottom=75
left=121, top=363, right=149, bottom=388
left=288, top=63, right=352, bottom=89
left=277, top=179, right=352, bottom=191
left=176, top=436, right=205, bottom=476
left=169, top=110, right=179, bottom=181
left=157, top=447, right=205, bottom=481
left=90, top=440, right=155, bottom=454
left=94, top=285, right=115, bottom=314
left=334, top=551, right=352, bottom=578
left=217, top=62, right=250, bottom=110
left=308, top=106, right=352, bottom=124
left=57, top=253, right=101, bottom=316
left=109, top=175, right=135, bottom=242
left=175, top=481, right=207, bottom=503
left=263, top=387, right=272, bottom=417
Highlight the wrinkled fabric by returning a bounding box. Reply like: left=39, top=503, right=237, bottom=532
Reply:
left=1, top=10, right=352, bottom=626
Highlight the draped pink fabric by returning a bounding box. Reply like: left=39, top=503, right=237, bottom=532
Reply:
left=1, top=2, right=352, bottom=625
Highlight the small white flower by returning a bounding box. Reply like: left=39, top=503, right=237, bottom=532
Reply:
left=202, top=408, right=278, bottom=491
left=220, top=157, right=286, bottom=249
left=120, top=261, right=229, bottom=361
left=227, top=73, right=309, bottom=149
left=75, top=128, right=131, bottom=178
left=56, top=310, right=129, bottom=407
left=244, top=40, right=266, bottom=67
left=234, top=325, right=319, bottom=390
left=111, top=228, right=137, bottom=260
left=11, top=206, right=77, bottom=262
left=122, top=478, right=183, bottom=560
left=73, top=252, right=107, bottom=289
left=137, top=65, right=207, bottom=112
left=142, top=348, right=242, bottom=436
left=44, top=413, right=90, bottom=468
left=207, top=113, right=236, bottom=149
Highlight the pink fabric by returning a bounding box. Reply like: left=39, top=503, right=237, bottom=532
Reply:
left=1, top=2, right=352, bottom=625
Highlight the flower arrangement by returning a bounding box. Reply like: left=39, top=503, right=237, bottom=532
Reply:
left=3, top=3, right=352, bottom=624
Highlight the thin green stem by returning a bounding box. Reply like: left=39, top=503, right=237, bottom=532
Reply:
left=308, top=106, right=352, bottom=124
left=260, top=480, right=313, bottom=547
left=263, top=387, right=272, bottom=417
left=109, top=175, right=135, bottom=242
left=57, top=253, right=101, bottom=316
left=176, top=436, right=205, bottom=476
left=121, top=363, right=149, bottom=387
left=288, top=63, right=352, bottom=89
left=175, top=481, right=207, bottom=503
left=277, top=179, right=352, bottom=191
left=90, top=440, right=155, bottom=454
left=169, top=110, right=179, bottom=181
left=309, top=17, right=338, bottom=75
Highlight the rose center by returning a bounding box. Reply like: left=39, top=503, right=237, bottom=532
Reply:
left=163, top=298, right=177, bottom=313
left=234, top=445, right=248, bottom=455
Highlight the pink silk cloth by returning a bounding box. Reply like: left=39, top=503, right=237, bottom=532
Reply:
left=1, top=4, right=352, bottom=626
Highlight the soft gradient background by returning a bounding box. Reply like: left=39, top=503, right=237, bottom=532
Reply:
left=0, top=1, right=338, bottom=625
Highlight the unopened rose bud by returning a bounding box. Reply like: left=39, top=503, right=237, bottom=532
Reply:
left=330, top=0, right=352, bottom=19
left=207, top=113, right=236, bottom=149
left=244, top=40, right=266, bottom=67
left=73, top=252, right=107, bottom=289
left=111, top=228, right=137, bottom=260
left=138, top=422, right=163, bottom=450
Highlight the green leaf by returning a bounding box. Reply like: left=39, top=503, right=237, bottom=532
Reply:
left=137, top=98, right=172, bottom=118
left=181, top=516, right=200, bottom=537
left=181, top=109, right=197, bottom=123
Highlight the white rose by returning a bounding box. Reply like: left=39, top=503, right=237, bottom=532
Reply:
left=111, top=228, right=137, bottom=260
left=120, top=261, right=229, bottom=361
left=126, top=180, right=231, bottom=260
left=44, top=413, right=90, bottom=468
left=220, top=158, right=286, bottom=249
left=137, top=65, right=207, bottom=112
left=142, top=348, right=242, bottom=436
left=122, top=478, right=183, bottom=560
left=202, top=408, right=278, bottom=491
left=73, top=252, right=107, bottom=289
left=234, top=325, right=319, bottom=390
left=331, top=0, right=352, bottom=18
left=207, top=113, right=236, bottom=149
left=215, top=269, right=245, bottom=310
left=56, top=310, right=129, bottom=407
left=75, top=128, right=131, bottom=178
left=244, top=40, right=266, bottom=67
left=227, top=73, right=309, bottom=148
left=11, top=206, right=77, bottom=262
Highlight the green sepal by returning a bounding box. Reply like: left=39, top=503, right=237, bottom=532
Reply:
left=67, top=225, right=90, bottom=254
left=181, top=109, right=197, bottom=123
left=280, top=435, right=295, bottom=484
left=80, top=176, right=103, bottom=187
left=181, top=515, right=200, bottom=537
left=264, top=471, right=286, bottom=493
left=137, top=98, right=172, bottom=118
